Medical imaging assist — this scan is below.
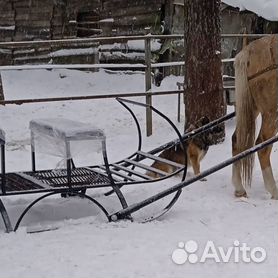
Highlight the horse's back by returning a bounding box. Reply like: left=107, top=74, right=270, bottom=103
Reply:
left=235, top=35, right=277, bottom=79
left=234, top=35, right=277, bottom=114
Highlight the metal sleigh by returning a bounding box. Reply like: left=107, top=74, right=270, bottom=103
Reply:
left=1, top=98, right=277, bottom=233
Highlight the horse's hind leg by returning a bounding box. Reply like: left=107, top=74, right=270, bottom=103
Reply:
left=256, top=114, right=278, bottom=199
left=232, top=130, right=247, bottom=197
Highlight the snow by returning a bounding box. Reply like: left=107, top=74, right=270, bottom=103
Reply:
left=99, top=18, right=115, bottom=23
left=0, top=25, right=15, bottom=30
left=100, top=51, right=145, bottom=61
left=222, top=0, right=278, bottom=21
left=0, top=69, right=277, bottom=277
left=50, top=48, right=98, bottom=57
left=99, top=39, right=162, bottom=52
left=0, top=49, right=11, bottom=54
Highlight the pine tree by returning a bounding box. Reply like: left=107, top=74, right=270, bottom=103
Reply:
left=184, top=0, right=226, bottom=142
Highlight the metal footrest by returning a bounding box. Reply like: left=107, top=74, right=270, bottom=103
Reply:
left=26, top=168, right=111, bottom=188
left=0, top=168, right=112, bottom=194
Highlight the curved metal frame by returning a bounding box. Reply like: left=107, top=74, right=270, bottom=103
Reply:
left=0, top=99, right=238, bottom=232
left=101, top=140, right=129, bottom=213
left=107, top=98, right=189, bottom=221
left=0, top=198, right=13, bottom=232
left=118, top=100, right=143, bottom=153
left=116, top=98, right=187, bottom=178
left=104, top=101, right=143, bottom=197
left=14, top=190, right=110, bottom=232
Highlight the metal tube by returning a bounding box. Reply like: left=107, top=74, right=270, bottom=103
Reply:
left=0, top=90, right=181, bottom=106
left=0, top=34, right=271, bottom=48
left=1, top=145, right=6, bottom=194
left=111, top=134, right=278, bottom=219
left=0, top=198, right=13, bottom=232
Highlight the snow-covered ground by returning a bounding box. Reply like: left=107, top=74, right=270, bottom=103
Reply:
left=0, top=69, right=277, bottom=278
left=222, top=0, right=278, bottom=21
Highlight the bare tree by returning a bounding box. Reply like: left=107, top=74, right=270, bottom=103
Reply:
left=184, top=0, right=226, bottom=142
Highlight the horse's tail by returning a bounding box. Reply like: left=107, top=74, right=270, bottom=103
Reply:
left=234, top=50, right=256, bottom=187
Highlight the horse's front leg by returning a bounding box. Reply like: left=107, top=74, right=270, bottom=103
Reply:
left=232, top=130, right=247, bottom=197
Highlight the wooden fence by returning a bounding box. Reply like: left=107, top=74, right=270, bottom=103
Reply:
left=0, top=33, right=273, bottom=136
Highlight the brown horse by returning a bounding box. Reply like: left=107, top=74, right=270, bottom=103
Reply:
left=232, top=35, right=278, bottom=199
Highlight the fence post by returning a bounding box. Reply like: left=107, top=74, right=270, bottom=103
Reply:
left=145, top=36, right=152, bottom=136
left=0, top=73, right=4, bottom=102
left=275, top=35, right=278, bottom=128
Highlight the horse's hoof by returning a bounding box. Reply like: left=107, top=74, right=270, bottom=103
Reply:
left=271, top=194, right=278, bottom=200
left=235, top=191, right=247, bottom=198
left=200, top=178, right=207, bottom=182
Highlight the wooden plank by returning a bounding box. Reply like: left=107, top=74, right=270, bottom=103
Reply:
left=102, top=0, right=162, bottom=10
left=137, top=151, right=185, bottom=169
left=124, top=159, right=168, bottom=176
left=111, top=163, right=152, bottom=180
left=102, top=6, right=161, bottom=18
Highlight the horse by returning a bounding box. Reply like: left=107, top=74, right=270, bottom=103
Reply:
left=232, top=35, right=278, bottom=199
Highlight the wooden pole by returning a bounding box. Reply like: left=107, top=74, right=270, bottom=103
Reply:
left=145, top=36, right=152, bottom=136
left=0, top=74, right=4, bottom=103
left=242, top=28, right=248, bottom=49
left=0, top=34, right=272, bottom=49
left=275, top=35, right=278, bottom=129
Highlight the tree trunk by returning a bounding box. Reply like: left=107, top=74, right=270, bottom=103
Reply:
left=184, top=0, right=226, bottom=142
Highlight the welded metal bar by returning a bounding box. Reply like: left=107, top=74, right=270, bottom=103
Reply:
left=0, top=64, right=146, bottom=71
left=99, top=165, right=138, bottom=181
left=65, top=141, right=72, bottom=188
left=101, top=140, right=129, bottom=210
left=117, top=99, right=142, bottom=153
left=137, top=151, right=184, bottom=169
left=117, top=98, right=187, bottom=215
left=147, top=111, right=236, bottom=156
left=0, top=60, right=232, bottom=72
left=116, top=97, right=188, bottom=180
left=0, top=198, right=13, bottom=232
left=111, top=164, right=152, bottom=180
left=117, top=97, right=235, bottom=155
left=0, top=34, right=271, bottom=48
left=0, top=90, right=181, bottom=106
left=110, top=135, right=278, bottom=220
left=30, top=131, right=36, bottom=172
left=177, top=92, right=181, bottom=122
left=1, top=145, right=6, bottom=194
left=0, top=35, right=183, bottom=48
left=124, top=159, right=168, bottom=176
